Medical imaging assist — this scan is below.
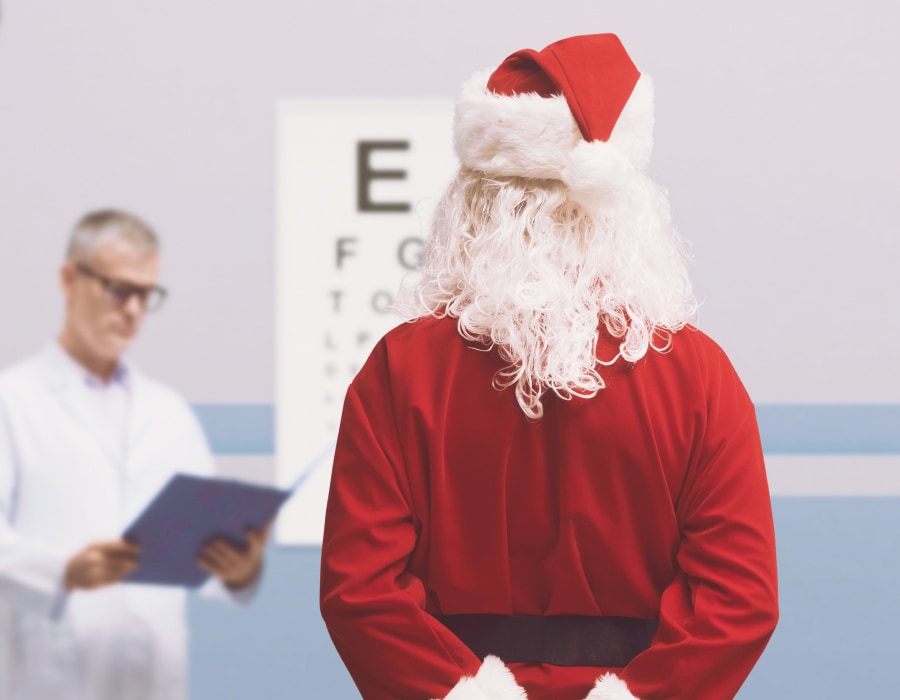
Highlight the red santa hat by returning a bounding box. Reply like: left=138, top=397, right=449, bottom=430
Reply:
left=454, top=34, right=655, bottom=210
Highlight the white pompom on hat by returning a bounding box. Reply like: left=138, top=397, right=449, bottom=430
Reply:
left=454, top=34, right=655, bottom=211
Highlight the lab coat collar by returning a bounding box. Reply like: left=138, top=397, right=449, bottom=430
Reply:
left=39, top=341, right=133, bottom=393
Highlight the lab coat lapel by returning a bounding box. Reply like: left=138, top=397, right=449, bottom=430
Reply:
left=37, top=345, right=123, bottom=469
left=124, top=370, right=148, bottom=479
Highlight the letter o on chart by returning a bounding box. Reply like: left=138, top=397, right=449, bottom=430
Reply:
left=371, top=291, right=393, bottom=313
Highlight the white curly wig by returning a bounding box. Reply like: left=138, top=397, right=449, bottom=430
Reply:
left=397, top=45, right=698, bottom=420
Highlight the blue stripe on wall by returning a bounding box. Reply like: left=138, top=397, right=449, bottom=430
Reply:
left=755, top=404, right=900, bottom=454
left=192, top=404, right=274, bottom=455
left=192, top=403, right=900, bottom=456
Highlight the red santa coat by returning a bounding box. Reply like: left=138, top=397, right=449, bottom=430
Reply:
left=320, top=316, right=778, bottom=700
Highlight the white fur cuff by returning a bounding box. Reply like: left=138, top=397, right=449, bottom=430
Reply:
left=584, top=673, right=640, bottom=700
left=438, top=656, right=528, bottom=700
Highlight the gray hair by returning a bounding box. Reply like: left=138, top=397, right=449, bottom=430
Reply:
left=65, top=209, right=160, bottom=263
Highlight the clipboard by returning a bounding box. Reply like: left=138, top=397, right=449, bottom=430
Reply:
left=122, top=474, right=291, bottom=587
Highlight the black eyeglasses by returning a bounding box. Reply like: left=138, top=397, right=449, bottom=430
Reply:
left=75, top=263, right=168, bottom=312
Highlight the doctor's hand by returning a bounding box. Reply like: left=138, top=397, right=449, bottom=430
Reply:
left=198, top=522, right=271, bottom=591
left=64, top=539, right=141, bottom=591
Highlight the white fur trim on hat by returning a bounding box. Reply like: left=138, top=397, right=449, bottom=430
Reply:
left=436, top=655, right=528, bottom=700
left=454, top=72, right=654, bottom=209
left=561, top=139, right=639, bottom=211
left=583, top=673, right=641, bottom=700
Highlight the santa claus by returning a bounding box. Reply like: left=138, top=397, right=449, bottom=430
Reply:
left=320, top=33, right=778, bottom=700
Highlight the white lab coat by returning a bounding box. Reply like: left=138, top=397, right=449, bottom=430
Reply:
left=0, top=344, right=245, bottom=700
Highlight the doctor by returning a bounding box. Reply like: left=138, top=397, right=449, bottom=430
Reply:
left=0, top=209, right=268, bottom=700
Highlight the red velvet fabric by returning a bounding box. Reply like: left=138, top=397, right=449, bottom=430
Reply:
left=320, top=317, right=778, bottom=700
left=486, top=34, right=641, bottom=143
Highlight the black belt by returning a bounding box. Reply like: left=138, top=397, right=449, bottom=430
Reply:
left=436, top=614, right=657, bottom=667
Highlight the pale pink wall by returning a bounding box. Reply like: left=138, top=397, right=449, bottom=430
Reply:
left=0, top=1, right=897, bottom=404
